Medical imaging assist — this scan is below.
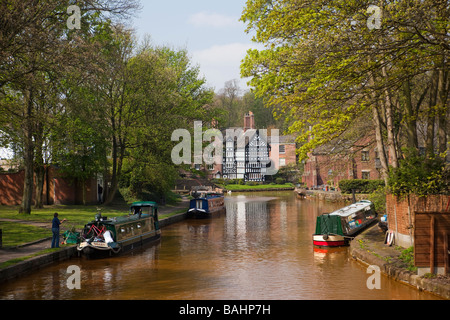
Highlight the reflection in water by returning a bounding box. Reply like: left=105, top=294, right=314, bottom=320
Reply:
left=0, top=192, right=441, bottom=300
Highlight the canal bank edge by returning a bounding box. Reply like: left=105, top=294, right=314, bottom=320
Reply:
left=349, top=225, right=450, bottom=300
left=0, top=211, right=189, bottom=284
left=3, top=208, right=450, bottom=300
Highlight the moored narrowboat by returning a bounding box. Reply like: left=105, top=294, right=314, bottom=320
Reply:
left=77, top=201, right=161, bottom=257
left=313, top=200, right=377, bottom=247
left=187, top=193, right=225, bottom=219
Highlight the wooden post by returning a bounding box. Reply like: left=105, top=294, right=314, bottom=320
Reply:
left=444, top=232, right=449, bottom=275
left=430, top=215, right=435, bottom=274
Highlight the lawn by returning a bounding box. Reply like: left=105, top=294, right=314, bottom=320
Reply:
left=220, top=183, right=295, bottom=191
left=0, top=202, right=186, bottom=248
left=0, top=221, right=52, bottom=247
left=0, top=205, right=129, bottom=248
left=0, top=204, right=129, bottom=229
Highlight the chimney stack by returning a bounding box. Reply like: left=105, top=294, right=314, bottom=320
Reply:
left=244, top=111, right=255, bottom=132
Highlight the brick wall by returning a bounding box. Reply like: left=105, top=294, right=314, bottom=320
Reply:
left=386, top=194, right=450, bottom=248
left=279, top=143, right=296, bottom=166
left=0, top=167, right=99, bottom=206
left=0, top=171, right=25, bottom=205
left=302, top=153, right=354, bottom=188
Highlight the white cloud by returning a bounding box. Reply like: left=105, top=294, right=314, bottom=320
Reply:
left=188, top=11, right=240, bottom=28
left=191, top=42, right=262, bottom=91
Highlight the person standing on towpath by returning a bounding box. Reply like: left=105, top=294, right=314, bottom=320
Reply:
left=51, top=213, right=66, bottom=248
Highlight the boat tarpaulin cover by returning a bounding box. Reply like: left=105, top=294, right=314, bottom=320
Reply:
left=315, top=214, right=344, bottom=236
left=63, top=230, right=80, bottom=244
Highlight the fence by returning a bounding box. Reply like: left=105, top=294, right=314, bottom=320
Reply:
left=414, top=212, right=450, bottom=274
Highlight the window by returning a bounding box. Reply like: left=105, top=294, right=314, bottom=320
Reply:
left=279, top=158, right=286, bottom=167
left=279, top=145, right=285, bottom=154
left=362, top=171, right=370, bottom=179
left=361, top=151, right=370, bottom=161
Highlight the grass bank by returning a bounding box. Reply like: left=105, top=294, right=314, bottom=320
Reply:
left=0, top=202, right=186, bottom=248
left=219, top=183, right=295, bottom=191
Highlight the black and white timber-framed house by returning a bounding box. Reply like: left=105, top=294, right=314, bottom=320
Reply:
left=222, top=112, right=272, bottom=182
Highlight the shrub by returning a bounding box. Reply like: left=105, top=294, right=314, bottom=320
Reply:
left=388, top=148, right=449, bottom=196
left=275, top=177, right=285, bottom=184
left=339, top=179, right=385, bottom=194
left=398, top=246, right=417, bottom=272
left=368, top=186, right=387, bottom=213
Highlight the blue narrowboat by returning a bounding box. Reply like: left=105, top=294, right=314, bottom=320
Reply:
left=187, top=193, right=225, bottom=219
left=77, top=201, right=161, bottom=257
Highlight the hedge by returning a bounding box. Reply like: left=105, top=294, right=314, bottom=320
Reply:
left=338, top=179, right=385, bottom=194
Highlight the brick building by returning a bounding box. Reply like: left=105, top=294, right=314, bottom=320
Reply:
left=302, top=136, right=382, bottom=189
left=0, top=166, right=102, bottom=206
left=269, top=134, right=297, bottom=170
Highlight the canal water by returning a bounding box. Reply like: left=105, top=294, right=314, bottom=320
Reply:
left=0, top=192, right=441, bottom=300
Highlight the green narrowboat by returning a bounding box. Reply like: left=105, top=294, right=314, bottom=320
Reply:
left=313, top=200, right=377, bottom=247
left=77, top=201, right=161, bottom=257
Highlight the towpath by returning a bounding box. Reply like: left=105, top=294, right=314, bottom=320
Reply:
left=0, top=197, right=190, bottom=265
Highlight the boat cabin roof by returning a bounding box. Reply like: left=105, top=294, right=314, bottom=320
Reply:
left=329, top=200, right=373, bottom=217
left=130, top=201, right=158, bottom=208
left=84, top=201, right=158, bottom=227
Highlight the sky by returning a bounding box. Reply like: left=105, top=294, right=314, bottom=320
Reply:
left=130, top=0, right=261, bottom=93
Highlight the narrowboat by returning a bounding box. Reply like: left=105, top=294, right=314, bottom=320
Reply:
left=77, top=201, right=161, bottom=257
left=187, top=192, right=225, bottom=219
left=313, top=200, right=377, bottom=247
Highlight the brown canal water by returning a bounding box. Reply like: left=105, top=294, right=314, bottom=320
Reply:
left=0, top=192, right=442, bottom=300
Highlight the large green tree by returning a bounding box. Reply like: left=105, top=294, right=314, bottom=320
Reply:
left=241, top=0, right=449, bottom=185
left=0, top=0, right=139, bottom=213
left=119, top=45, right=214, bottom=202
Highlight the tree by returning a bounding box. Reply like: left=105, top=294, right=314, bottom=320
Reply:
left=0, top=0, right=139, bottom=213
left=215, top=79, right=244, bottom=127
left=241, top=0, right=449, bottom=187
left=118, top=44, right=214, bottom=202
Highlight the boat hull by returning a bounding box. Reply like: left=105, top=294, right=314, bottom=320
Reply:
left=77, top=230, right=161, bottom=258
left=313, top=200, right=377, bottom=247
left=77, top=201, right=161, bottom=259
left=187, top=207, right=225, bottom=219
left=188, top=195, right=225, bottom=219
left=312, top=234, right=348, bottom=247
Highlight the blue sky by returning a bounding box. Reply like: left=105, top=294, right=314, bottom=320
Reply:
left=131, top=0, right=260, bottom=92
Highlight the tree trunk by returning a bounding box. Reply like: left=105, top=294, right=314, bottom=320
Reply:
left=402, top=79, right=418, bottom=151
left=382, top=66, right=399, bottom=168
left=82, top=179, right=86, bottom=206
left=369, top=68, right=389, bottom=184
left=437, top=67, right=448, bottom=155
left=426, top=70, right=438, bottom=157
left=20, top=88, right=35, bottom=214
left=34, top=127, right=45, bottom=209
left=34, top=165, right=45, bottom=208
left=372, top=105, right=389, bottom=184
